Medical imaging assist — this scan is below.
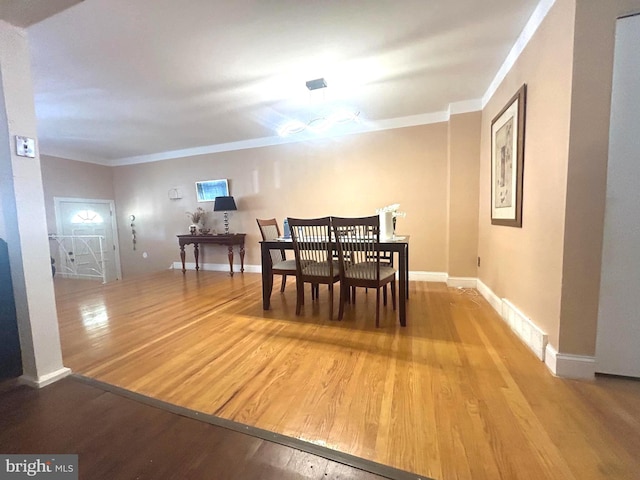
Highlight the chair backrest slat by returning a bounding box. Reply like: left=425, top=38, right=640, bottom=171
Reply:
left=256, top=218, right=286, bottom=265
left=332, top=216, right=381, bottom=282
left=288, top=216, right=334, bottom=281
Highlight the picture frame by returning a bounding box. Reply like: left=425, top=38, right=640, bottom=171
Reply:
left=491, top=84, right=527, bottom=227
left=195, top=179, right=229, bottom=202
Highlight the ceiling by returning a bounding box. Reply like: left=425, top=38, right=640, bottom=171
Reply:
left=20, top=0, right=543, bottom=164
left=0, top=0, right=82, bottom=28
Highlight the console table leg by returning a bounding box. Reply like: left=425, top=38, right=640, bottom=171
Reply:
left=180, top=246, right=186, bottom=273
left=228, top=245, right=234, bottom=276
left=240, top=244, right=245, bottom=273
left=194, top=244, right=199, bottom=271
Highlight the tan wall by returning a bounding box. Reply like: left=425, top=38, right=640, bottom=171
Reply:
left=478, top=0, right=576, bottom=349
left=448, top=111, right=481, bottom=278
left=112, top=123, right=451, bottom=277
left=40, top=155, right=115, bottom=233
left=559, top=0, right=640, bottom=356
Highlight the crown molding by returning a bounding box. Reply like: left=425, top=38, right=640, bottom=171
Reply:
left=448, top=99, right=483, bottom=115
left=108, top=109, right=459, bottom=166
left=40, top=147, right=113, bottom=166
left=482, top=0, right=557, bottom=107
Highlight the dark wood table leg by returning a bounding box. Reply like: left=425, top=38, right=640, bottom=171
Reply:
left=227, top=245, right=234, bottom=276
left=405, top=243, right=410, bottom=300
left=194, top=243, right=199, bottom=271
left=261, top=243, right=273, bottom=310
left=180, top=245, right=186, bottom=273
left=240, top=242, right=245, bottom=273
left=398, top=246, right=407, bottom=327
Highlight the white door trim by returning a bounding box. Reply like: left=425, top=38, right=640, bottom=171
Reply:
left=53, top=197, right=122, bottom=281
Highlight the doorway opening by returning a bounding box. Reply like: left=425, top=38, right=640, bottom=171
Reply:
left=53, top=197, right=122, bottom=283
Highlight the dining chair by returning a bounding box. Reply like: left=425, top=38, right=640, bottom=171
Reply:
left=332, top=215, right=397, bottom=327
left=256, top=218, right=297, bottom=293
left=360, top=250, right=394, bottom=305
left=288, top=216, right=340, bottom=319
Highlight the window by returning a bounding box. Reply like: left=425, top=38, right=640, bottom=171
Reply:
left=71, top=210, right=104, bottom=224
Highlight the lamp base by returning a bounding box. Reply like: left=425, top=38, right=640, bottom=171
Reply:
left=224, top=212, right=230, bottom=234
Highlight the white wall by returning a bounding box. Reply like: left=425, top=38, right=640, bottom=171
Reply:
left=0, top=20, right=69, bottom=386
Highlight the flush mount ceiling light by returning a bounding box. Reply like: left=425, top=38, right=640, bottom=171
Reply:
left=305, top=77, right=328, bottom=90
left=277, top=110, right=360, bottom=137
left=277, top=78, right=360, bottom=137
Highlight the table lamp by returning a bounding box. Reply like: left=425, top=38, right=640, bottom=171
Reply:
left=214, top=196, right=237, bottom=234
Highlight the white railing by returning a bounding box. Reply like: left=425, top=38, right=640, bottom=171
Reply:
left=49, top=234, right=107, bottom=284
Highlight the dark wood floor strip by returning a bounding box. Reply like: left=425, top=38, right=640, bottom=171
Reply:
left=1, top=377, right=396, bottom=480
left=72, top=374, right=430, bottom=480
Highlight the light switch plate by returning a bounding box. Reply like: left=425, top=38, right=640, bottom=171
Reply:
left=15, top=136, right=35, bottom=158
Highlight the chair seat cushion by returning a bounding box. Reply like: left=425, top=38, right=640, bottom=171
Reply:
left=345, top=263, right=396, bottom=281
left=273, top=259, right=316, bottom=272
left=302, top=261, right=340, bottom=278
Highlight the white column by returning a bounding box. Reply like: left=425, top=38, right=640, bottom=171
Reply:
left=0, top=20, right=70, bottom=387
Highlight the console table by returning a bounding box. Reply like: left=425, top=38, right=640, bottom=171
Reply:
left=177, top=234, right=246, bottom=276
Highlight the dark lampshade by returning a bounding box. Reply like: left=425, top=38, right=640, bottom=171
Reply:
left=213, top=196, right=237, bottom=212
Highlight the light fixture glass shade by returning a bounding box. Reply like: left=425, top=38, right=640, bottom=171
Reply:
left=329, top=109, right=359, bottom=123
left=277, top=120, right=307, bottom=137
left=276, top=110, right=360, bottom=137
left=307, top=116, right=332, bottom=132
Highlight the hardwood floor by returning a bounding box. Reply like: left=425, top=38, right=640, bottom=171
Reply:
left=0, top=377, right=391, bottom=480
left=53, top=271, right=640, bottom=480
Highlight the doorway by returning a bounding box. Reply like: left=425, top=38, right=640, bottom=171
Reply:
left=53, top=197, right=122, bottom=283
left=595, top=14, right=640, bottom=378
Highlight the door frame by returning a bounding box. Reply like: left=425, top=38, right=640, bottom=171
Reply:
left=594, top=13, right=640, bottom=377
left=53, top=197, right=122, bottom=281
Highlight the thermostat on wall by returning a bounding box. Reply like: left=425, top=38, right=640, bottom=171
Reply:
left=15, top=136, right=35, bottom=158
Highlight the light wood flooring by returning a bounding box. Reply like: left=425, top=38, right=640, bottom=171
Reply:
left=53, top=271, right=640, bottom=480
left=0, top=377, right=390, bottom=480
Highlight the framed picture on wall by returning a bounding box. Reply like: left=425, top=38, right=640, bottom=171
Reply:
left=195, top=179, right=229, bottom=202
left=491, top=84, right=527, bottom=227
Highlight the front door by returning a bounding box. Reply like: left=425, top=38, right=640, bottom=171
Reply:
left=54, top=198, right=121, bottom=283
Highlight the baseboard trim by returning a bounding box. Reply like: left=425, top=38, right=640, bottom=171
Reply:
left=409, top=271, right=448, bottom=282
left=446, top=277, right=477, bottom=288
left=171, top=263, right=451, bottom=283
left=545, top=344, right=595, bottom=379
left=170, top=267, right=478, bottom=288
left=477, top=279, right=547, bottom=361
left=19, top=367, right=72, bottom=389
left=477, top=279, right=502, bottom=312
left=501, top=299, right=548, bottom=361
left=171, top=262, right=261, bottom=273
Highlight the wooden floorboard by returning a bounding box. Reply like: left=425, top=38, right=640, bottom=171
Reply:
left=51, top=271, right=640, bottom=480
left=0, top=378, right=395, bottom=480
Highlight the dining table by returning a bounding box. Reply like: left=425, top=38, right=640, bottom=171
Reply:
left=260, top=236, right=410, bottom=326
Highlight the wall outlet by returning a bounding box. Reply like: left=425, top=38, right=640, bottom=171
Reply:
left=15, top=136, right=35, bottom=158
